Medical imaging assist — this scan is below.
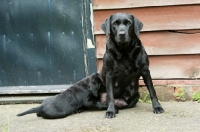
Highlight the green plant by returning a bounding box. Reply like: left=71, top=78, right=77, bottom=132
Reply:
left=193, top=92, right=200, bottom=102
left=139, top=92, right=152, bottom=104
left=174, top=87, right=185, bottom=101
left=3, top=114, right=9, bottom=132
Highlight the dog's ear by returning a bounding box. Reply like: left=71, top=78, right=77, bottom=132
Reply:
left=95, top=73, right=100, bottom=78
left=101, top=17, right=111, bottom=37
left=132, top=15, right=143, bottom=37
left=89, top=82, right=100, bottom=97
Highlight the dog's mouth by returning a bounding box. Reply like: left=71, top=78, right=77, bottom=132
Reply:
left=116, top=36, right=131, bottom=47
left=116, top=39, right=131, bottom=49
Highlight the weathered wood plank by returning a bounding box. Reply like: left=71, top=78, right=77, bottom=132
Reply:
left=94, top=0, right=200, bottom=10
left=94, top=5, right=200, bottom=34
left=96, top=30, right=200, bottom=58
left=97, top=55, right=200, bottom=79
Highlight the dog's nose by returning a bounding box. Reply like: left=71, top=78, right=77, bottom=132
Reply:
left=119, top=31, right=125, bottom=36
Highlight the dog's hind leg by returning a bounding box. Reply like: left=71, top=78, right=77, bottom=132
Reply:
left=37, top=113, right=41, bottom=117
left=76, top=107, right=87, bottom=113
left=17, top=106, right=42, bottom=116
left=41, top=111, right=69, bottom=119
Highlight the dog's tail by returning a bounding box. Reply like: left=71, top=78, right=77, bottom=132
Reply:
left=17, top=106, right=42, bottom=116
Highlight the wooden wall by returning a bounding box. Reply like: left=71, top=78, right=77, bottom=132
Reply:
left=93, top=0, right=200, bottom=85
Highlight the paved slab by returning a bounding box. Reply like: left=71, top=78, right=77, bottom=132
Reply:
left=0, top=102, right=200, bottom=132
left=0, top=96, right=50, bottom=104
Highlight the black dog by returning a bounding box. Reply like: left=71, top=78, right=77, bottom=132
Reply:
left=100, top=13, right=164, bottom=118
left=17, top=73, right=107, bottom=119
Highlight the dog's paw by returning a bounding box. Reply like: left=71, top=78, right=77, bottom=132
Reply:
left=76, top=108, right=87, bottom=113
left=153, top=107, right=165, bottom=114
left=105, top=111, right=115, bottom=118
left=115, top=107, right=119, bottom=114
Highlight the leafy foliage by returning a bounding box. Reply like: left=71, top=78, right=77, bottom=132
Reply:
left=193, top=92, right=200, bottom=102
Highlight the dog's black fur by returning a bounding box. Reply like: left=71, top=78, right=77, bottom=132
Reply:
left=17, top=73, right=107, bottom=119
left=100, top=13, right=164, bottom=118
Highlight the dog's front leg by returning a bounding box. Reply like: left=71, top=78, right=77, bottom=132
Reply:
left=142, top=69, right=164, bottom=114
left=83, top=100, right=107, bottom=110
left=105, top=71, right=116, bottom=118
left=94, top=102, right=108, bottom=109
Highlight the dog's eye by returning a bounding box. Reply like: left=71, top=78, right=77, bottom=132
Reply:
left=113, top=22, right=118, bottom=26
left=126, top=21, right=131, bottom=26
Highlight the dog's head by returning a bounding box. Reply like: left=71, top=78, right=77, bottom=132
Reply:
left=101, top=13, right=143, bottom=49
left=89, top=73, right=105, bottom=97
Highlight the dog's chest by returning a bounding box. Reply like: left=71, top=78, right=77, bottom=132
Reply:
left=112, top=58, right=140, bottom=97
left=113, top=57, right=138, bottom=75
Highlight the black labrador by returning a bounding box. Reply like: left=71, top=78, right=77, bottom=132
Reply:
left=100, top=13, right=164, bottom=118
left=17, top=73, right=107, bottom=119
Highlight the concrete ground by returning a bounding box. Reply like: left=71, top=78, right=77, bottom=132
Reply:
left=0, top=102, right=200, bottom=132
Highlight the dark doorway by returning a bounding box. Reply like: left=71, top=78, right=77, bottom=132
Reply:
left=0, top=0, right=96, bottom=93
